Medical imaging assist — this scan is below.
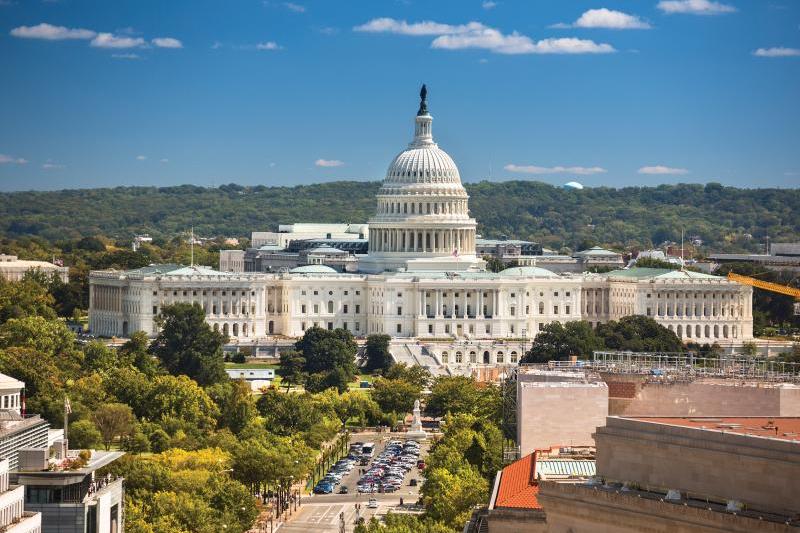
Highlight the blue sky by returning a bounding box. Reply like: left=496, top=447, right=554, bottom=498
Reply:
left=0, top=0, right=798, bottom=191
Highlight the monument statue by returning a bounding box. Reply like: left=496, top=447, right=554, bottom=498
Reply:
left=417, top=84, right=428, bottom=116
left=408, top=398, right=427, bottom=439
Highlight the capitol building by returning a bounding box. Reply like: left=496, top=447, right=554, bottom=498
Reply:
left=89, top=88, right=754, bottom=368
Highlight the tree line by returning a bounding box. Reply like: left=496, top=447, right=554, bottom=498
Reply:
left=1, top=180, right=797, bottom=253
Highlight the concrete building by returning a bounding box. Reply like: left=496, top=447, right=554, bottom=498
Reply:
left=13, top=449, right=125, bottom=533
left=516, top=370, right=608, bottom=456
left=708, top=242, right=800, bottom=273
left=251, top=223, right=368, bottom=249
left=0, top=458, right=41, bottom=533
left=0, top=373, right=49, bottom=471
left=0, top=255, right=68, bottom=284
left=88, top=89, right=755, bottom=368
left=539, top=416, right=800, bottom=532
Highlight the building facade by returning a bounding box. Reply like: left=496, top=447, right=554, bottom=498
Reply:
left=0, top=458, right=41, bottom=533
left=88, top=89, right=754, bottom=364
left=0, top=255, right=69, bottom=284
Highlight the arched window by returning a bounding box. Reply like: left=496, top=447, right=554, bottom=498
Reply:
left=441, top=351, right=449, bottom=364
left=539, top=302, right=544, bottom=314
left=510, top=351, right=518, bottom=363
left=495, top=351, right=504, bottom=364
left=455, top=351, right=463, bottom=363
left=469, top=351, right=477, bottom=364
left=327, top=301, right=334, bottom=313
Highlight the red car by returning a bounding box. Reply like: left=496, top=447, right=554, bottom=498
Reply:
left=417, top=460, right=426, bottom=470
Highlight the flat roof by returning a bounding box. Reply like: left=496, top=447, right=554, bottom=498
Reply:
left=630, top=417, right=800, bottom=442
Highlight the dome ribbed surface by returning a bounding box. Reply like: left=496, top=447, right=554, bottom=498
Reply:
left=384, top=146, right=461, bottom=185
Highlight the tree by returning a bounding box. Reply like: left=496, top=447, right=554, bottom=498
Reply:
left=119, top=331, right=161, bottom=376
left=149, top=303, right=227, bottom=386
left=295, top=327, right=357, bottom=376
left=206, top=379, right=256, bottom=435
left=425, top=376, right=484, bottom=418
left=145, top=374, right=220, bottom=430
left=83, top=340, right=118, bottom=371
left=91, top=403, right=135, bottom=450
left=596, top=315, right=682, bottom=353
left=364, top=334, right=393, bottom=373
left=521, top=320, right=604, bottom=363
left=278, top=349, right=306, bottom=391
left=371, top=378, right=421, bottom=416
left=69, top=419, right=102, bottom=449
left=0, top=272, right=57, bottom=323
left=421, top=465, right=488, bottom=530
left=384, top=363, right=432, bottom=389
left=483, top=256, right=506, bottom=273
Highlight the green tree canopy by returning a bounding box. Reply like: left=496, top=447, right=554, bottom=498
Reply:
left=149, top=303, right=227, bottom=386
left=363, top=334, right=393, bottom=373
left=521, top=320, right=605, bottom=363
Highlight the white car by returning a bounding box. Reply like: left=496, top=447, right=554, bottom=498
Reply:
left=368, top=498, right=378, bottom=509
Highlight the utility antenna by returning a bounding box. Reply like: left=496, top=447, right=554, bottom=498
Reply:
left=680, top=228, right=685, bottom=271
left=190, top=226, right=194, bottom=267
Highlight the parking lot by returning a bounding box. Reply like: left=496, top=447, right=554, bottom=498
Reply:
left=288, top=432, right=428, bottom=532
left=314, top=432, right=428, bottom=501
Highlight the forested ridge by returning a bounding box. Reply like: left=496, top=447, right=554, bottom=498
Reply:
left=2, top=180, right=798, bottom=252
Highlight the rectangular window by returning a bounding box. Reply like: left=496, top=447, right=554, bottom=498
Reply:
left=327, top=322, right=333, bottom=330
left=565, top=305, right=570, bottom=314
left=356, top=291, right=360, bottom=295
left=343, top=304, right=348, bottom=314
left=396, top=324, right=402, bottom=333
left=510, top=325, right=515, bottom=334
left=355, top=322, right=360, bottom=331
left=539, top=322, right=544, bottom=331
left=152, top=306, right=158, bottom=315
left=485, top=324, right=491, bottom=334
left=554, top=305, right=559, bottom=315
left=344, top=290, right=349, bottom=295
left=343, top=322, right=348, bottom=330
left=314, top=304, right=319, bottom=314
left=397, top=306, right=402, bottom=315
left=428, top=324, right=433, bottom=334
left=566, top=291, right=571, bottom=297
left=554, top=291, right=559, bottom=297
left=301, top=322, right=306, bottom=331
left=445, top=325, right=450, bottom=334
left=301, top=290, right=306, bottom=296
left=314, top=291, right=318, bottom=295
left=301, top=304, right=306, bottom=313
left=355, top=304, right=360, bottom=314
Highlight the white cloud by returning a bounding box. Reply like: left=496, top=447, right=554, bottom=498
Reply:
left=504, top=164, right=607, bottom=175
left=356, top=18, right=615, bottom=55
left=355, top=18, right=485, bottom=36
left=256, top=41, right=282, bottom=50
left=433, top=32, right=615, bottom=54
left=657, top=0, right=736, bottom=15
left=10, top=22, right=96, bottom=40
left=0, top=154, right=27, bottom=164
left=753, top=47, right=800, bottom=57
left=91, top=33, right=146, bottom=48
left=482, top=1, right=497, bottom=9
left=160, top=158, right=169, bottom=164
left=553, top=8, right=651, bottom=29
left=152, top=37, right=183, bottom=48
left=315, top=159, right=344, bottom=167
left=42, top=161, right=64, bottom=169
left=283, top=2, right=306, bottom=12
left=112, top=53, right=140, bottom=59
left=136, top=155, right=147, bottom=161
left=638, top=165, right=689, bottom=175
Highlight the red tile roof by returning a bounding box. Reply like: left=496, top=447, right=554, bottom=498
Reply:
left=494, top=452, right=541, bottom=510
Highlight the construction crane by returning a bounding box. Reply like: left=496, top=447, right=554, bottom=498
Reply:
left=726, top=272, right=800, bottom=316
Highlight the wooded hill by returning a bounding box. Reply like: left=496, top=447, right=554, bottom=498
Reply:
left=2, top=180, right=797, bottom=253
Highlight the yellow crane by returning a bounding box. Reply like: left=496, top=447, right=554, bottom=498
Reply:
left=726, top=272, right=800, bottom=315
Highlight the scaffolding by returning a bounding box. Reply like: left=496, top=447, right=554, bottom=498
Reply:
left=519, top=351, right=800, bottom=384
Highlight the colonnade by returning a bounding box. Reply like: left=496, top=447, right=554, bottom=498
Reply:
left=369, top=227, right=475, bottom=254
left=417, top=288, right=501, bottom=319
left=376, top=198, right=468, bottom=216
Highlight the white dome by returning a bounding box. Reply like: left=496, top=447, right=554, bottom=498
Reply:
left=385, top=146, right=461, bottom=186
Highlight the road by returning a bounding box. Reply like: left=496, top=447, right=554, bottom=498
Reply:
left=281, top=432, right=428, bottom=532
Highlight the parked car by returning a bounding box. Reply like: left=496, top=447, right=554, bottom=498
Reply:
left=368, top=498, right=378, bottom=509
left=339, top=486, right=349, bottom=494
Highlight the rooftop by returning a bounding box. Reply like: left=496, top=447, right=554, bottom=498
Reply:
left=630, top=417, right=800, bottom=442
left=492, top=447, right=596, bottom=511
left=607, top=267, right=720, bottom=280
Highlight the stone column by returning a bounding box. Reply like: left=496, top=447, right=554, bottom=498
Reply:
left=478, top=290, right=484, bottom=318
left=436, top=289, right=442, bottom=318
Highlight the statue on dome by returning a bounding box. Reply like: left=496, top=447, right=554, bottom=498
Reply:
left=417, top=84, right=428, bottom=116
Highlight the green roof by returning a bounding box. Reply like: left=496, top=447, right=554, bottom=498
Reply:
left=608, top=267, right=720, bottom=280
